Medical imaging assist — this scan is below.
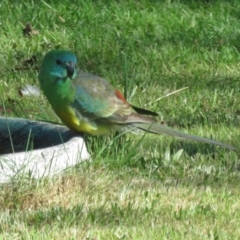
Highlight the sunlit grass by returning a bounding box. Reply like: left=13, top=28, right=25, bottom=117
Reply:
left=0, top=0, right=240, bottom=239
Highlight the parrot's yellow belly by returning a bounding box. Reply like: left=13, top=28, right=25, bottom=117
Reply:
left=54, top=106, right=110, bottom=135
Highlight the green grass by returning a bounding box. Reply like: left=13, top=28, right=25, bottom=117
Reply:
left=1, top=0, right=240, bottom=239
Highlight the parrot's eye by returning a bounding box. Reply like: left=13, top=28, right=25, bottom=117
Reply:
left=56, top=59, right=62, bottom=65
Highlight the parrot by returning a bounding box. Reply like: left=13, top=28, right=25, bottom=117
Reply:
left=38, top=50, right=237, bottom=150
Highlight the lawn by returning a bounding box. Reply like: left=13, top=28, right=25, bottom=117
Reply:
left=0, top=0, right=240, bottom=239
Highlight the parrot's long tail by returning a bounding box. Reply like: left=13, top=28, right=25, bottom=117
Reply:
left=134, top=122, right=237, bottom=150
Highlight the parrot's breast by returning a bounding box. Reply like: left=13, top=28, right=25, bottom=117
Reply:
left=54, top=106, right=110, bottom=135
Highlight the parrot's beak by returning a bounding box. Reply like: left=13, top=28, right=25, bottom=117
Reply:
left=66, top=62, right=75, bottom=79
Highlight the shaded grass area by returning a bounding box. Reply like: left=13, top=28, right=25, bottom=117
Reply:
left=1, top=167, right=240, bottom=239
left=0, top=0, right=240, bottom=239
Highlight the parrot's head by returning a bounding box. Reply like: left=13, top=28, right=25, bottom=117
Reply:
left=39, top=50, right=77, bottom=87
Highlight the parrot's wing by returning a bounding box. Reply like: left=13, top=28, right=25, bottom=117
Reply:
left=71, top=71, right=154, bottom=124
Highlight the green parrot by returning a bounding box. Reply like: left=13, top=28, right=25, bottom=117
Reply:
left=38, top=50, right=237, bottom=150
